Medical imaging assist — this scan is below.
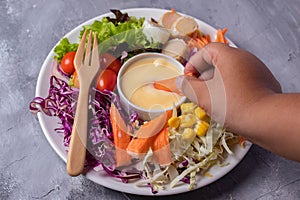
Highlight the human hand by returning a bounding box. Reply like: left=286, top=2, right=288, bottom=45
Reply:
left=177, top=43, right=282, bottom=133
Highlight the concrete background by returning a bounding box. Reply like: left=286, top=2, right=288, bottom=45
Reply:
left=1, top=0, right=300, bottom=199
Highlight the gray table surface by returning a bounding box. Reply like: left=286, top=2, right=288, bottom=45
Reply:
left=1, top=0, right=300, bottom=199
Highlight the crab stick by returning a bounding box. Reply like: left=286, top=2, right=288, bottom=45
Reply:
left=153, top=76, right=183, bottom=95
left=110, top=104, right=132, bottom=167
left=126, top=111, right=172, bottom=159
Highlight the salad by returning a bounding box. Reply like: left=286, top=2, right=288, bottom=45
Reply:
left=30, top=9, right=245, bottom=194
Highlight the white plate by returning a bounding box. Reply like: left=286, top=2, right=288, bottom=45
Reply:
left=35, top=8, right=251, bottom=196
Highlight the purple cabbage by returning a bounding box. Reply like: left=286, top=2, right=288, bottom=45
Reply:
left=30, top=76, right=140, bottom=180
left=30, top=76, right=77, bottom=146
left=30, top=75, right=189, bottom=193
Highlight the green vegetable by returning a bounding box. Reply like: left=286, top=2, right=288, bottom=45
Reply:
left=54, top=10, right=161, bottom=63
left=80, top=16, right=161, bottom=53
left=68, top=76, right=74, bottom=87
left=54, top=38, right=78, bottom=62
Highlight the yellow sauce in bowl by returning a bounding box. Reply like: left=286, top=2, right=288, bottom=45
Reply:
left=119, top=55, right=183, bottom=111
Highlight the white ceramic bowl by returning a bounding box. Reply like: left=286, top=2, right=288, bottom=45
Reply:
left=117, top=52, right=186, bottom=121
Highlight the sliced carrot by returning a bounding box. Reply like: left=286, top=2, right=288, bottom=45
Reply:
left=215, top=28, right=228, bottom=44
left=187, top=38, right=200, bottom=50
left=152, top=127, right=172, bottom=166
left=72, top=71, right=80, bottom=88
left=153, top=77, right=183, bottom=95
left=188, top=34, right=211, bottom=50
left=205, top=34, right=211, bottom=43
left=126, top=111, right=172, bottom=158
left=110, top=103, right=132, bottom=167
left=192, top=29, right=203, bottom=39
left=239, top=136, right=246, bottom=148
left=215, top=29, right=221, bottom=43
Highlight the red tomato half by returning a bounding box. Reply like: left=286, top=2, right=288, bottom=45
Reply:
left=99, top=53, right=121, bottom=74
left=96, top=69, right=117, bottom=92
left=61, top=51, right=76, bottom=75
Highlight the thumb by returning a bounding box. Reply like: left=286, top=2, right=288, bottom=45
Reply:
left=176, top=75, right=211, bottom=113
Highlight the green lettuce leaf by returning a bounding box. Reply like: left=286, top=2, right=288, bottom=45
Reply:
left=54, top=10, right=161, bottom=62
left=54, top=38, right=78, bottom=62
left=81, top=16, right=160, bottom=54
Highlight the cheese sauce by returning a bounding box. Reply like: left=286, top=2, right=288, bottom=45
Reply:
left=120, top=57, right=183, bottom=110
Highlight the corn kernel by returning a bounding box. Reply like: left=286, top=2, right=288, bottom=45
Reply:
left=180, top=102, right=196, bottom=114
left=195, top=107, right=206, bottom=120
left=180, top=114, right=197, bottom=128
left=168, top=116, right=181, bottom=128
left=183, top=128, right=196, bottom=141
left=202, top=115, right=211, bottom=124
left=195, top=121, right=209, bottom=137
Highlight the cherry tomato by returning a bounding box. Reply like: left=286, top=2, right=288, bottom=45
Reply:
left=61, top=51, right=76, bottom=75
left=96, top=69, right=117, bottom=92
left=99, top=53, right=121, bottom=74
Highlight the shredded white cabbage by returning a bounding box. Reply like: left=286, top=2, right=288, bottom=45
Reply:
left=135, top=102, right=240, bottom=191
left=170, top=153, right=216, bottom=188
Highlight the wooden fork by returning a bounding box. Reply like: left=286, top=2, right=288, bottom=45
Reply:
left=66, top=30, right=100, bottom=176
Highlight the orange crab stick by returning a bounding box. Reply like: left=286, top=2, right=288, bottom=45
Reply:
left=126, top=111, right=172, bottom=159
left=126, top=134, right=157, bottom=158
left=110, top=104, right=132, bottom=167
left=153, top=77, right=183, bottom=95
left=152, top=127, right=172, bottom=166
left=153, top=72, right=195, bottom=94
left=135, top=111, right=171, bottom=138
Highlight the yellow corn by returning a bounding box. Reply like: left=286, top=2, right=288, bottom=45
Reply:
left=195, top=121, right=209, bottom=137
left=180, top=102, right=196, bottom=114
left=195, top=107, right=206, bottom=120
left=205, top=172, right=213, bottom=178
left=168, top=116, right=181, bottom=128
left=202, top=115, right=211, bottom=124
left=180, top=114, right=197, bottom=128
left=183, top=128, right=196, bottom=141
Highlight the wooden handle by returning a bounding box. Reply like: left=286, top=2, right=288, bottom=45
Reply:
left=66, top=87, right=89, bottom=176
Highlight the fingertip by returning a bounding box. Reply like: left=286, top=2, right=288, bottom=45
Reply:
left=178, top=75, right=211, bottom=111
left=184, top=63, right=200, bottom=77
left=186, top=46, right=215, bottom=75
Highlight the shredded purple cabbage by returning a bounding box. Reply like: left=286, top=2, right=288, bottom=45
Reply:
left=30, top=76, right=140, bottom=180
left=54, top=61, right=71, bottom=77
left=101, top=164, right=141, bottom=183
left=30, top=75, right=190, bottom=193
left=181, top=177, right=191, bottom=184
left=178, top=160, right=189, bottom=168
left=30, top=76, right=77, bottom=146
